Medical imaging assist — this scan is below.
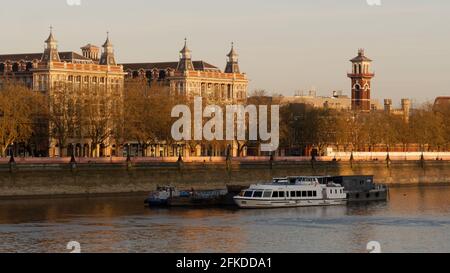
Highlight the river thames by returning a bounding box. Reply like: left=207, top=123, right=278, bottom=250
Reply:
left=1, top=185, right=450, bottom=253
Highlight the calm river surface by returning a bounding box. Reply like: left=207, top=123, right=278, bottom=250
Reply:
left=1, top=186, right=450, bottom=253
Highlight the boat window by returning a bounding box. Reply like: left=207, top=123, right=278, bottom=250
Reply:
left=313, top=191, right=317, bottom=197
left=253, top=191, right=263, bottom=198
left=279, top=191, right=285, bottom=198
left=302, top=191, right=307, bottom=197
left=263, top=191, right=272, bottom=198
left=308, top=191, right=313, bottom=197
left=296, top=191, right=301, bottom=197
left=290, top=191, right=296, bottom=197
left=272, top=191, right=279, bottom=198
left=244, top=191, right=253, bottom=197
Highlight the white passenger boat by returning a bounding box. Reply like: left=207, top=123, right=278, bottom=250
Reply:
left=233, top=177, right=347, bottom=209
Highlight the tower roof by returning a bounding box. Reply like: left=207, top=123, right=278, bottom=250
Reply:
left=225, top=42, right=240, bottom=73
left=350, top=49, right=372, bottom=62
left=102, top=32, right=113, bottom=47
left=180, top=38, right=191, bottom=55
left=227, top=42, right=238, bottom=58
left=45, top=27, right=57, bottom=44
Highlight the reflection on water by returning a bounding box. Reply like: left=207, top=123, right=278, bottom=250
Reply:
left=1, top=186, right=450, bottom=253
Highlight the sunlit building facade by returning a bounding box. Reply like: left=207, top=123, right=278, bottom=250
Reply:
left=0, top=30, right=126, bottom=157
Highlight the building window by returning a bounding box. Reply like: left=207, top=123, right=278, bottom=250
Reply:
left=253, top=191, right=263, bottom=198
left=12, top=63, right=19, bottom=72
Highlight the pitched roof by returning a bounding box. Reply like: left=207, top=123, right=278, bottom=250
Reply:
left=350, top=55, right=372, bottom=62
left=0, top=53, right=42, bottom=62
left=121, top=61, right=220, bottom=72
left=350, top=50, right=372, bottom=62
left=434, top=97, right=450, bottom=107
left=0, top=52, right=93, bottom=63
left=59, top=52, right=92, bottom=62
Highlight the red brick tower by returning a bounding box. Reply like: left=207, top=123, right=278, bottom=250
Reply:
left=348, top=49, right=375, bottom=112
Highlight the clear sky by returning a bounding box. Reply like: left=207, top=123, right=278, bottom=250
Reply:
left=1, top=0, right=449, bottom=105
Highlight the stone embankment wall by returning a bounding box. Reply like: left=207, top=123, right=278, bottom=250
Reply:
left=0, top=157, right=449, bottom=198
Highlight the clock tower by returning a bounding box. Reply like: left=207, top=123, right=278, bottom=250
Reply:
left=347, top=49, right=375, bottom=112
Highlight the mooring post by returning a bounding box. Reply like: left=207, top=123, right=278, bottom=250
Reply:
left=311, top=153, right=316, bottom=170
left=70, top=153, right=77, bottom=171
left=269, top=153, right=274, bottom=169
left=350, top=152, right=354, bottom=169
left=386, top=152, right=391, bottom=168
left=226, top=148, right=232, bottom=173
left=126, top=153, right=132, bottom=170
left=9, top=154, right=16, bottom=173
left=420, top=152, right=425, bottom=169
left=177, top=154, right=183, bottom=171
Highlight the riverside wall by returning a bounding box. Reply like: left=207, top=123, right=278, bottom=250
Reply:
left=0, top=157, right=449, bottom=198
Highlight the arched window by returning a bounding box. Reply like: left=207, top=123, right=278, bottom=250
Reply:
left=158, top=70, right=166, bottom=80
left=12, top=63, right=19, bottom=72
left=145, top=70, right=153, bottom=81
left=132, top=71, right=139, bottom=78
left=26, top=62, right=33, bottom=71
left=354, top=84, right=361, bottom=101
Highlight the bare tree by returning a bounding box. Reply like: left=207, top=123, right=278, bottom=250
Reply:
left=0, top=81, right=43, bottom=156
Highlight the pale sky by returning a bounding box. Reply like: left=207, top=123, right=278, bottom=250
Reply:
left=1, top=0, right=449, bottom=105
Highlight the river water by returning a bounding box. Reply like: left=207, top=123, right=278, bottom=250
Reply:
left=1, top=186, right=450, bottom=253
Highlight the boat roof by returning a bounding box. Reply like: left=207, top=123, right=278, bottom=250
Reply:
left=247, top=183, right=343, bottom=190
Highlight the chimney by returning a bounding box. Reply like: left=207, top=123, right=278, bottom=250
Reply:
left=384, top=99, right=392, bottom=113
left=81, top=44, right=100, bottom=62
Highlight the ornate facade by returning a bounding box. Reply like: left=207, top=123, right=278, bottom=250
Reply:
left=0, top=30, right=126, bottom=157
left=122, top=40, right=248, bottom=103
left=1, top=29, right=251, bottom=158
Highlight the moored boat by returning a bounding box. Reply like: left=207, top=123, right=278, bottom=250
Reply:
left=145, top=185, right=246, bottom=207
left=282, top=175, right=389, bottom=202
left=233, top=178, right=347, bottom=209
